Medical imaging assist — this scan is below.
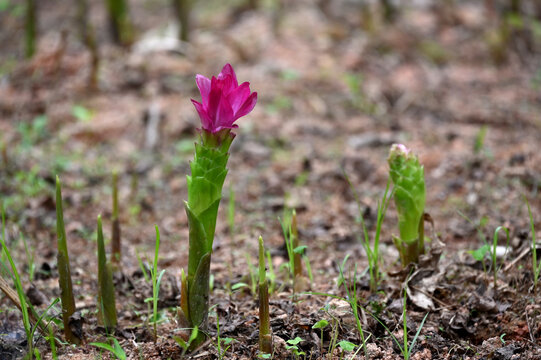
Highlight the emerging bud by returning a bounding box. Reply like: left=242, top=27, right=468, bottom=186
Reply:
left=388, top=144, right=426, bottom=265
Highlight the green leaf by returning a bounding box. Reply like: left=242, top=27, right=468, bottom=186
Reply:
left=287, top=336, right=303, bottom=345
left=188, top=252, right=211, bottom=328
left=468, top=244, right=490, bottom=262
left=71, top=105, right=93, bottom=123
left=172, top=336, right=188, bottom=350
left=222, top=337, right=234, bottom=345
left=185, top=204, right=209, bottom=277
left=188, top=326, right=199, bottom=344
left=293, top=245, right=307, bottom=255
left=338, top=340, right=357, bottom=352
left=90, top=339, right=126, bottom=360
left=312, top=319, right=329, bottom=329
left=231, top=282, right=249, bottom=290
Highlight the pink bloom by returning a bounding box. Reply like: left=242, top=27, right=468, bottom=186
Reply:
left=392, top=144, right=411, bottom=157
left=191, top=64, right=257, bottom=133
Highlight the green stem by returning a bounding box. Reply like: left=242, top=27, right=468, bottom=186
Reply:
left=183, top=129, right=234, bottom=347
left=258, top=237, right=272, bottom=354
left=291, top=211, right=302, bottom=280
left=111, top=171, right=121, bottom=265
left=55, top=176, right=80, bottom=344
left=25, top=0, right=36, bottom=58
left=403, top=241, right=420, bottom=267
left=97, top=215, right=117, bottom=331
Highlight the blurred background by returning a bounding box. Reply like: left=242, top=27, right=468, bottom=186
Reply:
left=1, top=0, right=541, bottom=303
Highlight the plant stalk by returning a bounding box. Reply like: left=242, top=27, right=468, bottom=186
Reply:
left=97, top=215, right=117, bottom=331
left=258, top=236, right=272, bottom=354
left=56, top=176, right=80, bottom=344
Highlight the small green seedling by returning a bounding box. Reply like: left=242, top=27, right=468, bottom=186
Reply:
left=21, top=234, right=35, bottom=282
left=312, top=319, right=328, bottom=352
left=467, top=223, right=509, bottom=291
left=337, top=340, right=357, bottom=357
left=71, top=105, right=93, bottom=123
left=285, top=337, right=305, bottom=359
left=280, top=210, right=310, bottom=294
left=1, top=203, right=60, bottom=358
left=173, top=326, right=199, bottom=357
left=90, top=337, right=127, bottom=360
left=369, top=288, right=428, bottom=360
left=145, top=225, right=166, bottom=342
left=345, top=170, right=392, bottom=292
left=309, top=255, right=369, bottom=359
left=474, top=125, right=488, bottom=155
left=215, top=312, right=234, bottom=360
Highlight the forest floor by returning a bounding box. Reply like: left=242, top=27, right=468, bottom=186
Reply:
left=1, top=1, right=541, bottom=359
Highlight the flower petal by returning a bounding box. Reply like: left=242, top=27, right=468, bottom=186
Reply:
left=219, top=75, right=235, bottom=96
left=227, top=82, right=251, bottom=114
left=233, top=92, right=257, bottom=120
left=215, top=95, right=235, bottom=130
left=207, top=76, right=221, bottom=123
left=195, top=75, right=211, bottom=107
left=191, top=99, right=212, bottom=131
left=218, top=64, right=238, bottom=88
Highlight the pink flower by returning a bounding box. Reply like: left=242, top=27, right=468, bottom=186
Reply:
left=191, top=64, right=257, bottom=133
left=392, top=144, right=411, bottom=157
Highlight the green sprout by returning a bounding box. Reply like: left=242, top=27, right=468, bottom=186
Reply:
left=90, top=337, right=127, bottom=360
left=345, top=170, right=392, bottom=292
left=280, top=209, right=309, bottom=294
left=388, top=144, right=426, bottom=266
left=55, top=176, right=80, bottom=344
left=145, top=225, right=165, bottom=342
left=312, top=319, right=328, bottom=352
left=111, top=171, right=121, bottom=266
left=97, top=215, right=117, bottom=331
left=309, top=255, right=370, bottom=359
left=369, top=288, right=428, bottom=360
left=1, top=203, right=60, bottom=358
left=526, top=198, right=541, bottom=292
left=258, top=236, right=272, bottom=355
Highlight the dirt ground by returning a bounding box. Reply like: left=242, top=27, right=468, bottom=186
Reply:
left=1, top=0, right=541, bottom=359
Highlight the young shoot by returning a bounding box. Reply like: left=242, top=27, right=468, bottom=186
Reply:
left=368, top=288, right=428, bottom=360
left=280, top=209, right=309, bottom=294
left=258, top=236, right=272, bottom=355
left=111, top=171, right=121, bottom=266
left=312, top=319, right=328, bottom=353
left=345, top=170, right=392, bottom=292
left=145, top=225, right=165, bottom=342
left=388, top=144, right=426, bottom=266
left=90, top=337, right=127, bottom=360
left=526, top=198, right=541, bottom=292
left=309, top=255, right=369, bottom=359
left=491, top=226, right=510, bottom=292
left=55, top=176, right=80, bottom=344
left=1, top=203, right=59, bottom=358
left=463, top=213, right=510, bottom=290
left=215, top=312, right=234, bottom=360
left=97, top=215, right=117, bottom=331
